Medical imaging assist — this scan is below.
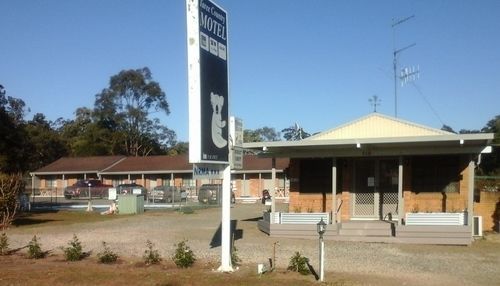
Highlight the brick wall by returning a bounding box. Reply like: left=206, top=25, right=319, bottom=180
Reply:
left=474, top=191, right=500, bottom=231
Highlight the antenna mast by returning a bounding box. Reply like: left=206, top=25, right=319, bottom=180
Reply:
left=392, top=15, right=416, bottom=117
left=369, top=95, right=381, bottom=112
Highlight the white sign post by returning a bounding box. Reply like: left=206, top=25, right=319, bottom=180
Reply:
left=186, top=0, right=233, bottom=272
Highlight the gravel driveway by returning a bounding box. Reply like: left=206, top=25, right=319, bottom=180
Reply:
left=6, top=203, right=500, bottom=286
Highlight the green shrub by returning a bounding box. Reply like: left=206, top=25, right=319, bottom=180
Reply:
left=180, top=207, right=194, bottom=214
left=143, top=240, right=161, bottom=265
left=97, top=241, right=118, bottom=264
left=27, top=235, right=44, bottom=259
left=63, top=234, right=84, bottom=261
left=0, top=232, right=8, bottom=255
left=287, top=252, right=310, bottom=275
left=231, top=245, right=241, bottom=266
left=172, top=240, right=196, bottom=268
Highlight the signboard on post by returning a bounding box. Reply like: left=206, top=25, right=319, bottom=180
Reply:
left=229, top=116, right=243, bottom=170
left=187, top=0, right=233, bottom=272
left=187, top=0, right=229, bottom=164
left=192, top=163, right=225, bottom=180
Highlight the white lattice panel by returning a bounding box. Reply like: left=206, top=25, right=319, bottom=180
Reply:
left=354, top=192, right=375, bottom=216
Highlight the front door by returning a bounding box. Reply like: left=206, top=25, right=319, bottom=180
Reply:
left=352, top=159, right=399, bottom=220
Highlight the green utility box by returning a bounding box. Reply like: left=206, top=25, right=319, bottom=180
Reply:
left=117, top=194, right=144, bottom=215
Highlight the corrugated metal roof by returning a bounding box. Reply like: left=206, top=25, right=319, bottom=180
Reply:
left=307, top=113, right=452, bottom=140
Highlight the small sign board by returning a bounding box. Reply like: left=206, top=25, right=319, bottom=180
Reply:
left=132, top=188, right=142, bottom=195
left=108, top=188, right=117, bottom=200
left=229, top=117, right=243, bottom=169
left=193, top=163, right=225, bottom=180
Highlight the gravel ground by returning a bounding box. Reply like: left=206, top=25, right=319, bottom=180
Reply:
left=5, top=203, right=500, bottom=286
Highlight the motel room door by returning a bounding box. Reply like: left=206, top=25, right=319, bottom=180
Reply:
left=352, top=159, right=399, bottom=220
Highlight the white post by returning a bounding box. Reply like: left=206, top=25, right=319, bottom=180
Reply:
left=332, top=158, right=337, bottom=223
left=398, top=156, right=404, bottom=225
left=319, top=236, right=325, bottom=281
left=218, top=165, right=233, bottom=272
left=271, top=157, right=276, bottom=213
left=467, top=159, right=475, bottom=228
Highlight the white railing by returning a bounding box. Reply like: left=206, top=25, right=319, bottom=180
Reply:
left=405, top=212, right=466, bottom=226
left=264, top=212, right=330, bottom=224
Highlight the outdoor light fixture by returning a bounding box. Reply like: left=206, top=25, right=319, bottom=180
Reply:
left=317, top=218, right=327, bottom=282
left=317, top=218, right=326, bottom=238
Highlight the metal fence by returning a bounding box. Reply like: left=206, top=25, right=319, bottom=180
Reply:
left=27, top=187, right=199, bottom=209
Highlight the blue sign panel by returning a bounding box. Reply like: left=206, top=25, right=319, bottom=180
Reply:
left=198, top=0, right=229, bottom=163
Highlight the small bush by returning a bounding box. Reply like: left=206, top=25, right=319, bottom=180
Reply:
left=27, top=235, right=44, bottom=259
left=287, top=252, right=310, bottom=275
left=0, top=232, right=8, bottom=255
left=172, top=240, right=196, bottom=268
left=231, top=245, right=241, bottom=266
left=97, top=241, right=118, bottom=264
left=180, top=207, right=194, bottom=214
left=63, top=234, right=84, bottom=261
left=143, top=240, right=161, bottom=265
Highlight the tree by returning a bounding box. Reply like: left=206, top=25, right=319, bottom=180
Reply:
left=167, top=141, right=189, bottom=156
left=57, top=108, right=112, bottom=156
left=0, top=88, right=31, bottom=172
left=93, top=67, right=176, bottom=156
left=479, top=115, right=500, bottom=175
left=24, top=113, right=68, bottom=170
left=282, top=123, right=310, bottom=141
left=441, top=124, right=456, bottom=133
left=244, top=127, right=281, bottom=142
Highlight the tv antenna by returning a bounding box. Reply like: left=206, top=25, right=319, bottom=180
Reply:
left=392, top=15, right=418, bottom=117
left=369, top=95, right=381, bottom=112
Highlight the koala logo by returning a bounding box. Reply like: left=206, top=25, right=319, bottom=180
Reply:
left=210, top=92, right=227, bottom=148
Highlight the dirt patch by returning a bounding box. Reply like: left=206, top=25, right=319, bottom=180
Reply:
left=3, top=204, right=500, bottom=285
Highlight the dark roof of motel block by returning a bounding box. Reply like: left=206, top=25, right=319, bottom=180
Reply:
left=33, top=155, right=289, bottom=174
left=33, top=156, right=126, bottom=174
left=102, top=155, right=192, bottom=172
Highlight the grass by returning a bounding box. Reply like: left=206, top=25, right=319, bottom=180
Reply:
left=12, top=210, right=125, bottom=229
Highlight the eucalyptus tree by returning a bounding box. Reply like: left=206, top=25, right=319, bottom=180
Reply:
left=93, top=67, right=176, bottom=156
left=244, top=127, right=281, bottom=142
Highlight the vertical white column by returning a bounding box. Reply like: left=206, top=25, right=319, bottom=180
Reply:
left=319, top=236, right=325, bottom=281
left=332, top=158, right=337, bottom=223
left=398, top=156, right=404, bottom=225
left=271, top=157, right=276, bottom=213
left=218, top=165, right=233, bottom=272
left=467, top=159, right=475, bottom=228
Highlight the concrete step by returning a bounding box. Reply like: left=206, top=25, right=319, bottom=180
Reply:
left=339, top=228, right=393, bottom=237
left=338, top=221, right=394, bottom=237
left=340, top=221, right=394, bottom=230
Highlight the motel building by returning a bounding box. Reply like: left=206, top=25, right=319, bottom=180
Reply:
left=244, top=113, right=496, bottom=245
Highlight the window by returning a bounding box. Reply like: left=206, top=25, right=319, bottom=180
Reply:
left=412, top=156, right=460, bottom=193
left=300, top=158, right=332, bottom=193
left=46, top=176, right=57, bottom=188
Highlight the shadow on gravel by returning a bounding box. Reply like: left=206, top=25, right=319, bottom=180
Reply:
left=13, top=211, right=60, bottom=227
left=210, top=220, right=243, bottom=248
left=242, top=217, right=261, bottom=222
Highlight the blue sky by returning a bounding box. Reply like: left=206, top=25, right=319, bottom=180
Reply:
left=1, top=0, right=499, bottom=142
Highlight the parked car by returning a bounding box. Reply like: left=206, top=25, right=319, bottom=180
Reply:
left=198, top=184, right=235, bottom=204
left=116, top=183, right=147, bottom=198
left=64, top=179, right=112, bottom=199
left=147, top=186, right=186, bottom=203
